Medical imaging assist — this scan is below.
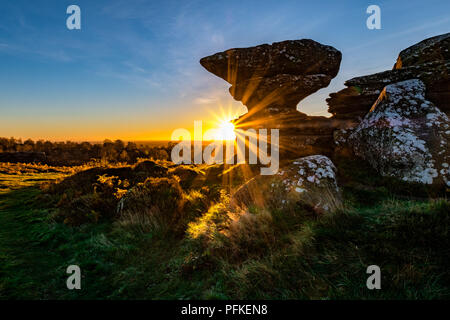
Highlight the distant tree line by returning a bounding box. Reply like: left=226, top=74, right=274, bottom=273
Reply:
left=0, top=137, right=174, bottom=166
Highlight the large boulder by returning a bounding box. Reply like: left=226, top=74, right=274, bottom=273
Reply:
left=200, top=39, right=341, bottom=114
left=347, top=79, right=450, bottom=187
left=200, top=39, right=344, bottom=159
left=231, top=155, right=341, bottom=213
left=327, top=33, right=450, bottom=121
left=394, top=32, right=450, bottom=69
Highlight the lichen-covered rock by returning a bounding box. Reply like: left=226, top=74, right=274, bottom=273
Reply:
left=200, top=39, right=344, bottom=159
left=201, top=39, right=341, bottom=118
left=327, top=33, right=450, bottom=121
left=231, top=155, right=341, bottom=213
left=200, top=39, right=341, bottom=90
left=348, top=79, right=450, bottom=186
left=394, top=32, right=450, bottom=69
left=333, top=128, right=354, bottom=157
left=327, top=60, right=450, bottom=120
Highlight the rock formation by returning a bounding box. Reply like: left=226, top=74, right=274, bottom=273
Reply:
left=327, top=32, right=450, bottom=121
left=344, top=79, right=450, bottom=187
left=200, top=33, right=450, bottom=189
left=232, top=155, right=341, bottom=213
left=200, top=39, right=340, bottom=116
left=200, top=39, right=344, bottom=158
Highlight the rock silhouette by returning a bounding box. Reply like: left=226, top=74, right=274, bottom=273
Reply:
left=200, top=39, right=341, bottom=119
left=200, top=39, right=345, bottom=158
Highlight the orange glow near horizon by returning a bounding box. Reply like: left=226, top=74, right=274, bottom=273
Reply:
left=0, top=98, right=330, bottom=143
left=167, top=103, right=243, bottom=142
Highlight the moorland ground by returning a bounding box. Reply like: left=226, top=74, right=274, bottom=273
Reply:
left=0, top=159, right=448, bottom=299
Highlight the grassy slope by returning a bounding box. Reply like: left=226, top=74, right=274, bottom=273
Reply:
left=0, top=172, right=219, bottom=299
left=0, top=162, right=449, bottom=300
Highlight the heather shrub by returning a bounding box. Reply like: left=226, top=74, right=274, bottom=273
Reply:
left=116, top=177, right=186, bottom=234
left=52, top=174, right=127, bottom=225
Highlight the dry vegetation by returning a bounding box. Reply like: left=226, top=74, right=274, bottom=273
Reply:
left=0, top=156, right=448, bottom=299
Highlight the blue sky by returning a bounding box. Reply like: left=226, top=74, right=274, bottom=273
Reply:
left=0, top=0, right=449, bottom=140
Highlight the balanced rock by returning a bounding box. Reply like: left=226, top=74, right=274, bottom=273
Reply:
left=327, top=32, right=450, bottom=121
left=346, top=79, right=450, bottom=187
left=200, top=39, right=343, bottom=158
left=232, top=155, right=341, bottom=213
left=200, top=39, right=341, bottom=116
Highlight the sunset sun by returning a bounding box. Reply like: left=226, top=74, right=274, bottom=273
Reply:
left=215, top=120, right=236, bottom=141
